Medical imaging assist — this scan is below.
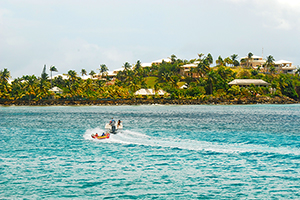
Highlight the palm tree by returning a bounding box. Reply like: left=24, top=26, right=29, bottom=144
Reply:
left=129, top=77, right=141, bottom=93
left=265, top=55, right=275, bottom=73
left=66, top=70, right=79, bottom=99
left=82, top=78, right=94, bottom=98
left=216, top=56, right=224, bottom=66
left=161, top=71, right=172, bottom=83
left=53, top=75, right=65, bottom=88
left=0, top=68, right=11, bottom=99
left=50, top=65, right=58, bottom=87
left=189, top=67, right=197, bottom=78
left=170, top=54, right=177, bottom=64
left=81, top=69, right=87, bottom=76
left=99, top=64, right=108, bottom=78
left=134, top=60, right=142, bottom=72
left=197, top=53, right=204, bottom=60
left=40, top=65, right=49, bottom=95
left=277, top=74, right=288, bottom=93
left=197, top=60, right=210, bottom=78
left=41, top=64, right=49, bottom=80
left=67, top=70, right=78, bottom=91
left=230, top=54, right=238, bottom=62
left=240, top=58, right=247, bottom=67
left=0, top=68, right=11, bottom=83
left=224, top=57, right=233, bottom=67
left=170, top=75, right=180, bottom=88
left=206, top=70, right=218, bottom=95
left=23, top=75, right=38, bottom=101
left=216, top=65, right=234, bottom=80
left=269, top=66, right=276, bottom=75
left=10, top=78, right=25, bottom=100
left=247, top=52, right=253, bottom=68
left=123, top=62, right=131, bottom=71
left=89, top=70, right=96, bottom=78
left=231, top=54, right=239, bottom=67
left=67, top=70, right=78, bottom=82
left=206, top=53, right=213, bottom=66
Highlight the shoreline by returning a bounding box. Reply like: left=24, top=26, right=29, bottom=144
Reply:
left=0, top=96, right=298, bottom=106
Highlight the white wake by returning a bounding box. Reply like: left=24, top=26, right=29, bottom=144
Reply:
left=84, top=128, right=300, bottom=155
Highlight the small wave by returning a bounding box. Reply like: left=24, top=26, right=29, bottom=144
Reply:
left=174, top=139, right=300, bottom=155
left=122, top=130, right=151, bottom=138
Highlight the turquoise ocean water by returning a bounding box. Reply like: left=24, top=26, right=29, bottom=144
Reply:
left=1, top=104, right=300, bottom=199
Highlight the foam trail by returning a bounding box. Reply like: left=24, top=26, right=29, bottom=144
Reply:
left=83, top=127, right=106, bottom=141
left=168, top=139, right=300, bottom=155
left=84, top=129, right=300, bottom=155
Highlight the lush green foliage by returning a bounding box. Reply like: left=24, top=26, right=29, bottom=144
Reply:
left=1, top=54, right=300, bottom=101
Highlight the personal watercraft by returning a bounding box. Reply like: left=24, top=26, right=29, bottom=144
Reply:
left=105, top=123, right=123, bottom=134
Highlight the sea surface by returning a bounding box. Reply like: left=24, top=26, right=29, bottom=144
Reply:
left=1, top=104, right=300, bottom=199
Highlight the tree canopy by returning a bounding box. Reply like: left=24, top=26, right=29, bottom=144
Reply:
left=1, top=54, right=299, bottom=101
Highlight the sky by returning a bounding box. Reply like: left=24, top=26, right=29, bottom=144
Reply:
left=1, top=0, right=300, bottom=79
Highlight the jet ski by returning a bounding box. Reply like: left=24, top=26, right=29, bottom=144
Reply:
left=105, top=123, right=123, bottom=134
left=91, top=133, right=110, bottom=140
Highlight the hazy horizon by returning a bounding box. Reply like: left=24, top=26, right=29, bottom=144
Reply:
left=1, top=0, right=300, bottom=79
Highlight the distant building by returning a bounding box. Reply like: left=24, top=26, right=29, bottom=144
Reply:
left=274, top=60, right=296, bottom=74
left=141, top=58, right=172, bottom=68
left=49, top=86, right=63, bottom=94
left=151, top=58, right=172, bottom=65
left=179, top=62, right=200, bottom=78
left=93, top=68, right=123, bottom=81
left=240, top=55, right=296, bottom=74
left=240, top=55, right=266, bottom=68
left=228, top=79, right=270, bottom=87
left=81, top=75, right=98, bottom=80
left=134, top=88, right=167, bottom=96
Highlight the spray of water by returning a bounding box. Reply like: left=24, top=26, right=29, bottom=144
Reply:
left=84, top=128, right=300, bottom=155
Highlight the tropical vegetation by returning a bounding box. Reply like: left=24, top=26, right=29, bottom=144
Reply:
left=1, top=53, right=300, bottom=103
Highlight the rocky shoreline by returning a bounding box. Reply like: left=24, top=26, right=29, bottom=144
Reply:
left=0, top=96, right=298, bottom=106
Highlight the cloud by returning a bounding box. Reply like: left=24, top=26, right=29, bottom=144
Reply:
left=5, top=37, right=135, bottom=78
left=1, top=0, right=300, bottom=78
left=227, top=0, right=300, bottom=30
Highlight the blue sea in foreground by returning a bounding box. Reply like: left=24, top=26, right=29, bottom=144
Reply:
left=1, top=104, right=300, bottom=199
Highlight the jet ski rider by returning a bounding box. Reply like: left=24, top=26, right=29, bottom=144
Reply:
left=109, top=118, right=116, bottom=133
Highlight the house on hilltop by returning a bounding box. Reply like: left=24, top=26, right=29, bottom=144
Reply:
left=179, top=62, right=200, bottom=78
left=274, top=60, right=296, bottom=74
left=151, top=58, right=172, bottom=65
left=240, top=55, right=266, bottom=68
left=141, top=58, right=172, bottom=68
left=240, top=55, right=296, bottom=74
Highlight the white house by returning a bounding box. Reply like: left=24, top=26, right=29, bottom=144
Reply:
left=151, top=58, right=172, bottom=65
left=134, top=88, right=167, bottom=96
left=274, top=60, right=296, bottom=74
left=180, top=61, right=200, bottom=78
left=141, top=58, right=172, bottom=68
left=228, top=79, right=270, bottom=87
left=81, top=75, right=98, bottom=80
left=93, top=68, right=123, bottom=80
left=240, top=55, right=266, bottom=68
left=49, top=86, right=63, bottom=94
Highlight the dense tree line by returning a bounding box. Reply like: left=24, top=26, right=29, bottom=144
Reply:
left=1, top=53, right=300, bottom=102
